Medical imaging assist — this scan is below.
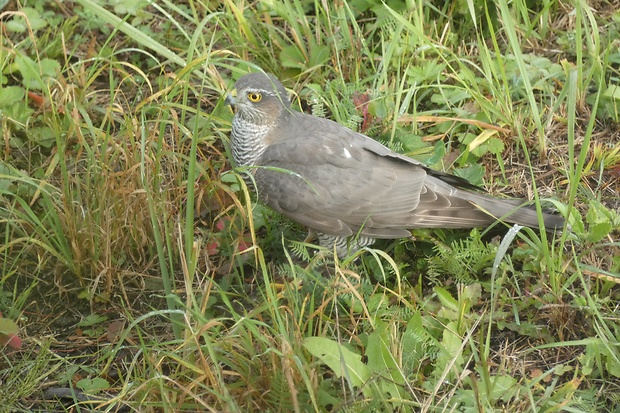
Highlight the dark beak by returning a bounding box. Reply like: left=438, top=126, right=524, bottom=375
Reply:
left=224, top=94, right=236, bottom=106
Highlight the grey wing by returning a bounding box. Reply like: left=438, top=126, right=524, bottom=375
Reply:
left=253, top=115, right=491, bottom=238
left=255, top=141, right=420, bottom=237
left=254, top=114, right=564, bottom=235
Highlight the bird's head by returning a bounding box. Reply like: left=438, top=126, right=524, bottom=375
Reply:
left=225, top=73, right=291, bottom=125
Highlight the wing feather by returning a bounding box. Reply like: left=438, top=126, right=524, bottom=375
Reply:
left=253, top=112, right=561, bottom=238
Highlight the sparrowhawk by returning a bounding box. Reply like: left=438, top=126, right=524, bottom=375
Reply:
left=224, top=72, right=565, bottom=257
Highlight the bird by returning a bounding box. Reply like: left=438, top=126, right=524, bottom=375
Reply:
left=224, top=72, right=565, bottom=258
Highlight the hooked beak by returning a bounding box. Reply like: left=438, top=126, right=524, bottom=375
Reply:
left=224, top=91, right=237, bottom=106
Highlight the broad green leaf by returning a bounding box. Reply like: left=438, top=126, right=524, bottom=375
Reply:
left=587, top=222, right=613, bottom=244
left=304, top=337, right=370, bottom=388
left=77, top=314, right=108, bottom=327
left=77, top=377, right=110, bottom=394
left=280, top=46, right=307, bottom=70
left=0, top=86, right=24, bottom=108
left=406, top=60, right=446, bottom=83
left=434, top=321, right=464, bottom=379
left=367, top=321, right=405, bottom=399
left=603, top=84, right=620, bottom=100
left=5, top=7, right=48, bottom=32
left=220, top=173, right=241, bottom=184
left=579, top=344, right=595, bottom=376
left=483, top=137, right=505, bottom=155
left=366, top=292, right=389, bottom=313
left=309, top=44, right=330, bottom=67
left=1, top=100, right=33, bottom=124
left=585, top=200, right=614, bottom=243
left=434, top=286, right=458, bottom=312
left=488, top=375, right=518, bottom=402
left=0, top=318, right=21, bottom=349
left=39, top=58, right=61, bottom=79
left=454, top=164, right=485, bottom=186
left=399, top=134, right=428, bottom=152
left=110, top=0, right=145, bottom=15
left=461, top=283, right=481, bottom=305
left=608, top=356, right=620, bottom=378
left=0, top=317, right=19, bottom=335
left=430, top=88, right=470, bottom=106
left=441, top=321, right=464, bottom=357
left=27, top=126, right=56, bottom=148
left=424, top=140, right=447, bottom=165
left=23, top=7, right=48, bottom=31
left=0, top=161, right=16, bottom=192
left=15, top=54, right=60, bottom=90
left=14, top=54, right=46, bottom=90
left=402, top=312, right=428, bottom=368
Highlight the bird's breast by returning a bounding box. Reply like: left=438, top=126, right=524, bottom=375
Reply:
left=230, top=116, right=270, bottom=167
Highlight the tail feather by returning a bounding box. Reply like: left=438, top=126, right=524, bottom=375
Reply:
left=465, top=191, right=565, bottom=230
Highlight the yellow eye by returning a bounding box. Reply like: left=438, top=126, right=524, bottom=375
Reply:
left=247, top=92, right=262, bottom=102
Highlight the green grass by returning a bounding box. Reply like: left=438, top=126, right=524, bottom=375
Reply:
left=1, top=0, right=620, bottom=412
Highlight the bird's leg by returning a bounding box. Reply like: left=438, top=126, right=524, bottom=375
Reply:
left=303, top=229, right=317, bottom=244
